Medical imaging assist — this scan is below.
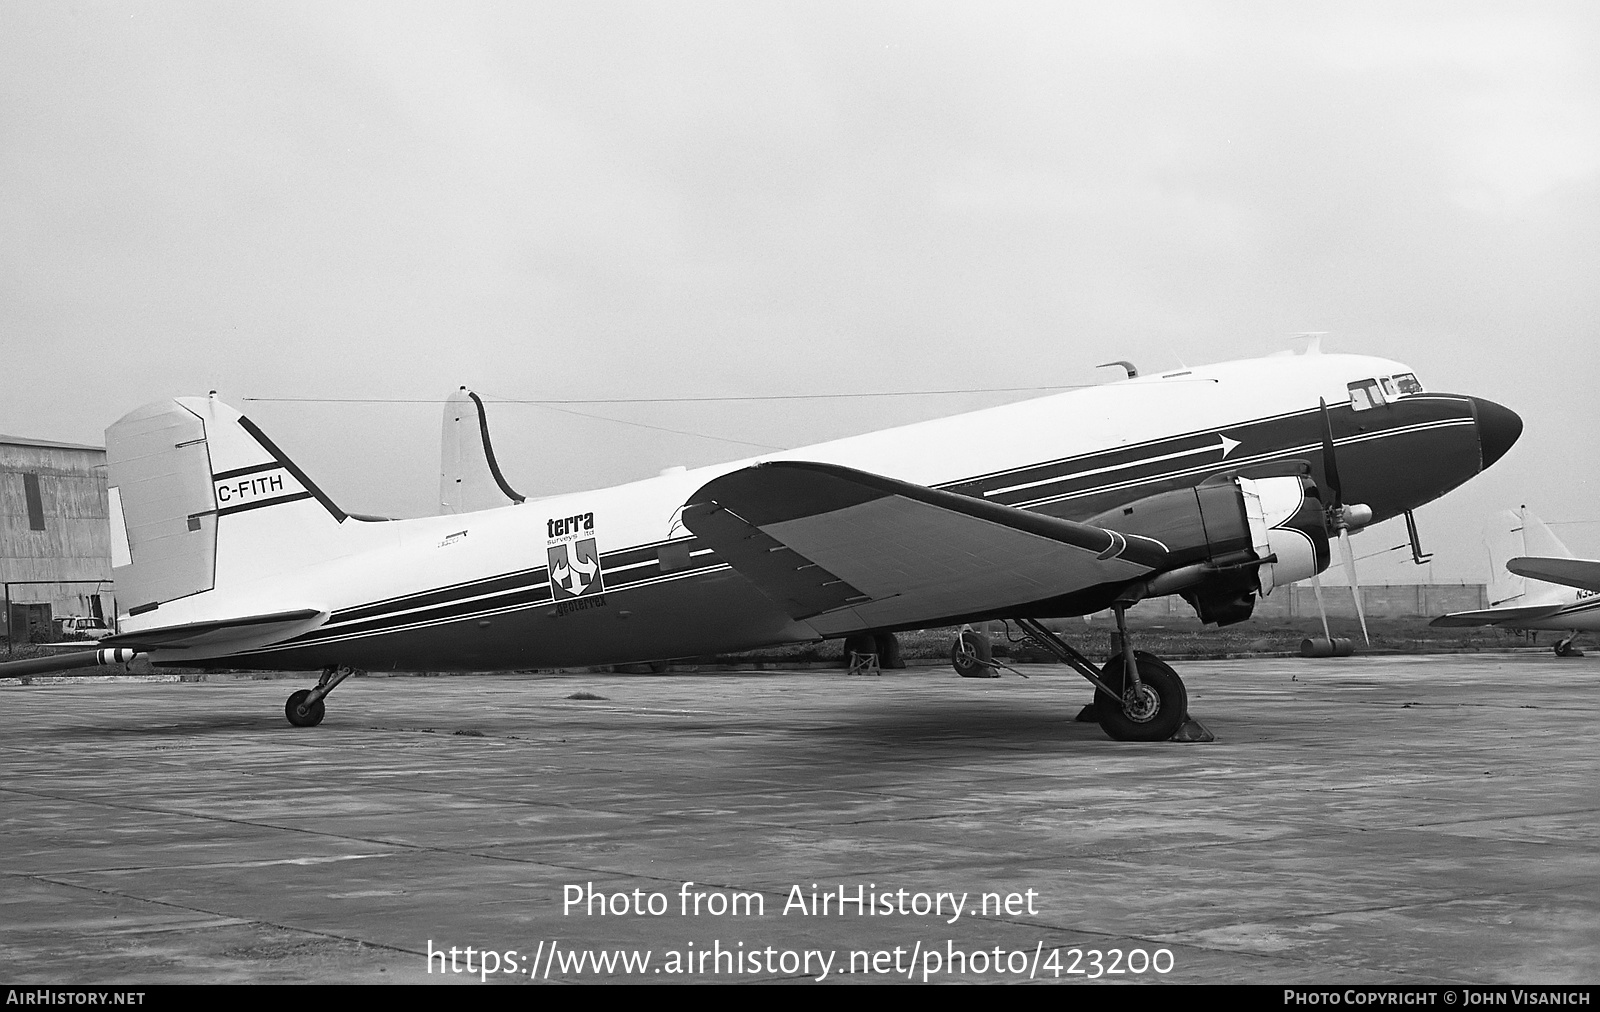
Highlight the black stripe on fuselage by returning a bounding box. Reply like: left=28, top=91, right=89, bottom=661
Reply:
left=271, top=539, right=726, bottom=649
left=216, top=491, right=316, bottom=517
left=333, top=566, right=550, bottom=624
left=939, top=397, right=1474, bottom=511
left=1556, top=597, right=1600, bottom=618
left=213, top=461, right=286, bottom=482
left=1011, top=417, right=1472, bottom=512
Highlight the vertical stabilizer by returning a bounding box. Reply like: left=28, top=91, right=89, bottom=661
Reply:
left=1485, top=507, right=1572, bottom=608
left=106, top=395, right=354, bottom=618
left=1519, top=509, right=1574, bottom=561
left=440, top=387, right=525, bottom=514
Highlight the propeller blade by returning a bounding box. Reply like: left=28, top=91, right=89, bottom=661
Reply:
left=1338, top=528, right=1370, bottom=644
left=1310, top=570, right=1333, bottom=644
left=1318, top=397, right=1344, bottom=509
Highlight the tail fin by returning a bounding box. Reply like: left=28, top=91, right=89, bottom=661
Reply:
left=1484, top=507, right=1572, bottom=608
left=439, top=387, right=525, bottom=514
left=106, top=395, right=352, bottom=616
left=1519, top=508, right=1574, bottom=561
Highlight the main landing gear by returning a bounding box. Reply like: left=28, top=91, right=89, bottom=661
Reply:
left=1554, top=634, right=1585, bottom=658
left=956, top=609, right=1208, bottom=743
left=285, top=665, right=360, bottom=727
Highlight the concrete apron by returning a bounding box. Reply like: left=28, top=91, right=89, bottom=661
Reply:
left=1, top=653, right=1595, bottom=984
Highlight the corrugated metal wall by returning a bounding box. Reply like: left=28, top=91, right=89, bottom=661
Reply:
left=1, top=441, right=114, bottom=638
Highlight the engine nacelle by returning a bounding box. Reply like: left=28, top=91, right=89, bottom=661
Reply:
left=1239, top=475, right=1331, bottom=595
left=1087, top=474, right=1331, bottom=626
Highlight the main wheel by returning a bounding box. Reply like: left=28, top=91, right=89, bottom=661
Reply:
left=285, top=689, right=326, bottom=727
left=1554, top=639, right=1585, bottom=657
left=951, top=630, right=996, bottom=678
left=874, top=631, right=905, bottom=669
left=1095, top=651, right=1186, bottom=742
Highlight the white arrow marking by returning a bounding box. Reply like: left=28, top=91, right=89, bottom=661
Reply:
left=985, top=434, right=1242, bottom=498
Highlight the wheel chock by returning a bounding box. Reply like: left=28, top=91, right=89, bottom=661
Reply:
left=1170, top=715, right=1215, bottom=743
left=846, top=651, right=881, bottom=676
left=1300, top=636, right=1355, bottom=657
left=1074, top=704, right=1098, bottom=722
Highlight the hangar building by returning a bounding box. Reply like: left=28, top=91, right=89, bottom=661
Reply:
left=0, top=434, right=114, bottom=644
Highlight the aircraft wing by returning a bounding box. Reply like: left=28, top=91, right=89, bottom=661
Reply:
left=1429, top=604, right=1569, bottom=628
left=681, top=461, right=1169, bottom=636
left=1507, top=557, right=1600, bottom=594
left=101, top=609, right=328, bottom=653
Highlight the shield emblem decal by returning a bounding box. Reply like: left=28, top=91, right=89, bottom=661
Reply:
left=548, top=537, right=605, bottom=600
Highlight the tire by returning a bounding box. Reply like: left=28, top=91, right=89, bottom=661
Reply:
left=285, top=689, right=326, bottom=727
left=1095, top=651, right=1186, bottom=742
left=874, top=632, right=905, bottom=669
left=951, top=630, right=996, bottom=678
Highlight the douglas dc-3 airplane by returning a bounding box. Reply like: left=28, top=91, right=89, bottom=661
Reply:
left=1432, top=508, right=1600, bottom=656
left=8, top=343, right=1522, bottom=741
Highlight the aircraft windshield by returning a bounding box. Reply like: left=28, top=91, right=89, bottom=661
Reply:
left=1350, top=373, right=1424, bottom=411
left=1348, top=379, right=1385, bottom=411
left=1392, top=372, right=1423, bottom=395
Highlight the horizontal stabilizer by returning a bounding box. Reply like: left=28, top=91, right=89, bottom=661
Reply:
left=1507, top=557, right=1600, bottom=595
left=0, top=648, right=140, bottom=679
left=1429, top=604, right=1568, bottom=628
left=102, top=609, right=327, bottom=652
left=682, top=461, right=1167, bottom=635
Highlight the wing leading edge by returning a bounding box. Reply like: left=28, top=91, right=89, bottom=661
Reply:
left=682, top=461, right=1169, bottom=636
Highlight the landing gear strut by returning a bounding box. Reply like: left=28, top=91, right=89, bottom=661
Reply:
left=285, top=665, right=359, bottom=727
left=1008, top=610, right=1204, bottom=742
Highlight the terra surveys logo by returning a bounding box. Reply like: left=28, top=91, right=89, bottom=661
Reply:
left=547, top=512, right=605, bottom=600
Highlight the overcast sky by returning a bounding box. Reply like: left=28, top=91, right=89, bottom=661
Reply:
left=2, top=1, right=1595, bottom=583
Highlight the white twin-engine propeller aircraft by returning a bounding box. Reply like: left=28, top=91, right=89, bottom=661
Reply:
left=1431, top=508, right=1600, bottom=657
left=43, top=346, right=1521, bottom=742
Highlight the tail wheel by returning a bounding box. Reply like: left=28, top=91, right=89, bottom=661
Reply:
left=951, top=630, right=996, bottom=678
left=285, top=689, right=326, bottom=727
left=1095, top=651, right=1187, bottom=742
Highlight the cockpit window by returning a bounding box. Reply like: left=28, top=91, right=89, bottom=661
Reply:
left=1392, top=372, right=1423, bottom=395
left=1380, top=377, right=1398, bottom=397
left=1348, top=379, right=1386, bottom=411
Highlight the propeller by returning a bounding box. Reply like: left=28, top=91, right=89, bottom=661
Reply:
left=1318, top=398, right=1374, bottom=644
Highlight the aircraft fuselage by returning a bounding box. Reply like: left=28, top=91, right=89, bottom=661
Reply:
left=124, top=352, right=1519, bottom=671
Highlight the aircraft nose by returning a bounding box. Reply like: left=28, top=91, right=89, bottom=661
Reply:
left=1472, top=397, right=1522, bottom=470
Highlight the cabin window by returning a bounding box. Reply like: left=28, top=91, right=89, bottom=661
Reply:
left=1392, top=372, right=1423, bottom=395
left=1347, top=379, right=1386, bottom=411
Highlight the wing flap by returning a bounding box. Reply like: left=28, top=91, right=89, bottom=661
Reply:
left=685, top=504, right=868, bottom=617
left=683, top=461, right=1168, bottom=634
left=1507, top=557, right=1600, bottom=595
